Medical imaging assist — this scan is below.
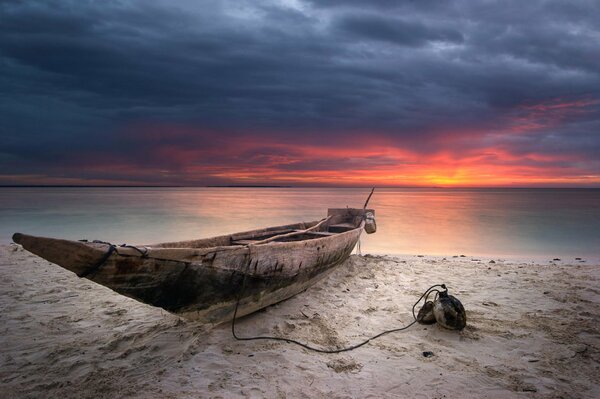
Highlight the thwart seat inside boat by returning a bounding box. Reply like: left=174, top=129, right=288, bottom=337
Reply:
left=229, top=208, right=367, bottom=246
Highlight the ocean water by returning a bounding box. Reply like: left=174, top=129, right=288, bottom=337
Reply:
left=1, top=187, right=599, bottom=261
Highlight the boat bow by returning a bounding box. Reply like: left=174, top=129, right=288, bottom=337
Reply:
left=12, top=233, right=112, bottom=277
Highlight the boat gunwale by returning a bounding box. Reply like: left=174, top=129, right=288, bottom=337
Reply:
left=124, top=222, right=365, bottom=260
left=143, top=219, right=365, bottom=253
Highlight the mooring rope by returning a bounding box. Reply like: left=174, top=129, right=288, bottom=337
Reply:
left=232, top=278, right=448, bottom=353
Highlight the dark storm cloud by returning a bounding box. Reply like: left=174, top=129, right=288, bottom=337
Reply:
left=0, top=0, right=599, bottom=185
left=335, top=14, right=463, bottom=46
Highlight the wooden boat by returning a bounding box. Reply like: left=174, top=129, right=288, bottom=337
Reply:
left=12, top=208, right=375, bottom=324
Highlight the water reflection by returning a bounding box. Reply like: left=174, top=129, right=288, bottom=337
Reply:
left=1, top=187, right=598, bottom=258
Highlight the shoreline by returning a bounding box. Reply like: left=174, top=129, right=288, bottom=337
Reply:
left=1, top=239, right=597, bottom=264
left=1, top=244, right=598, bottom=398
left=362, top=252, right=600, bottom=266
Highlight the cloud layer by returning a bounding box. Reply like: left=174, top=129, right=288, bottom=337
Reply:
left=1, top=0, right=599, bottom=186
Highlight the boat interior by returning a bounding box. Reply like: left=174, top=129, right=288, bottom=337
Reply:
left=153, top=208, right=373, bottom=249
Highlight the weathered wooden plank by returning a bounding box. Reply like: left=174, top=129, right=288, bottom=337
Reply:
left=231, top=240, right=259, bottom=245
left=248, top=216, right=332, bottom=245
left=296, top=230, right=336, bottom=236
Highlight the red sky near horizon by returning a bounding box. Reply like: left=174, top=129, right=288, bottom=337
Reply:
left=5, top=97, right=598, bottom=188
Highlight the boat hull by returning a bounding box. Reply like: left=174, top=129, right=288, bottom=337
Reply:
left=13, top=220, right=364, bottom=324
left=178, top=228, right=361, bottom=322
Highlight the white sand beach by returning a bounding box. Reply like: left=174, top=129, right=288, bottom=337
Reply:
left=1, top=244, right=598, bottom=398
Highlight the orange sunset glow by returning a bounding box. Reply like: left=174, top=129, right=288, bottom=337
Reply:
left=2, top=0, right=599, bottom=188
left=6, top=96, right=597, bottom=187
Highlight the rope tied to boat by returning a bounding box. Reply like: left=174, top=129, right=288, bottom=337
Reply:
left=77, top=243, right=117, bottom=278
left=232, top=278, right=449, bottom=353
left=76, top=241, right=149, bottom=278
left=119, top=244, right=149, bottom=257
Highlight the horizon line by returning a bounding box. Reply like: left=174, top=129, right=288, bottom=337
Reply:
left=1, top=185, right=599, bottom=189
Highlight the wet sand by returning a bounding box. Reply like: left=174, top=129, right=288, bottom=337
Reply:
left=1, top=244, right=598, bottom=398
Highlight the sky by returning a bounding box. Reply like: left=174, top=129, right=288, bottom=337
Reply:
left=1, top=0, right=599, bottom=187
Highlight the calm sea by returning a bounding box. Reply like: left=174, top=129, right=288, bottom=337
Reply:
left=1, top=187, right=599, bottom=261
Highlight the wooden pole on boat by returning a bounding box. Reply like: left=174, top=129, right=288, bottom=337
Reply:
left=363, top=187, right=375, bottom=209
left=250, top=216, right=333, bottom=245
left=362, top=187, right=377, bottom=234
